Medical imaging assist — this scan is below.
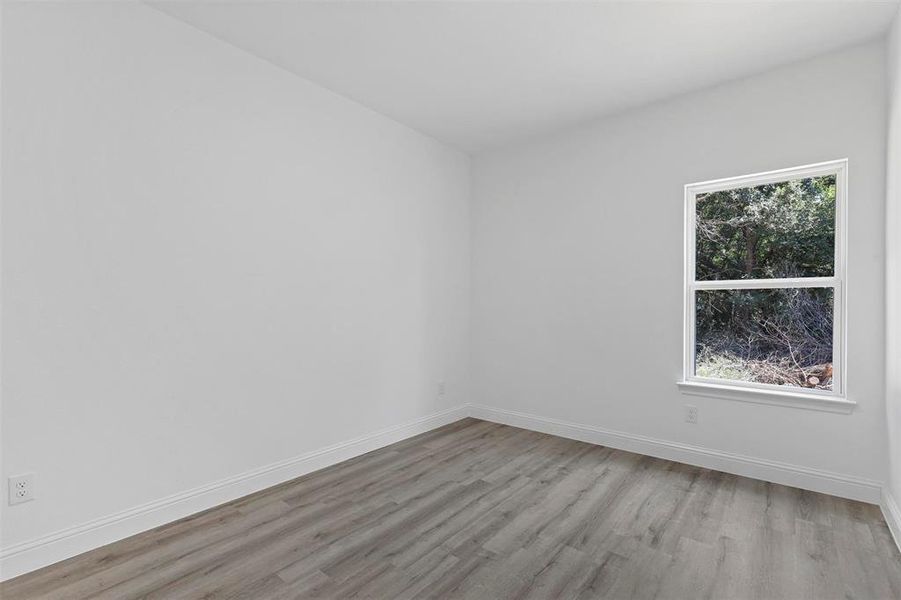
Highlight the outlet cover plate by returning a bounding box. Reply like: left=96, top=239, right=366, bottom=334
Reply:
left=685, top=405, right=699, bottom=424
left=9, top=473, right=35, bottom=505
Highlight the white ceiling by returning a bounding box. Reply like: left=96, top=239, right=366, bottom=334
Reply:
left=150, top=1, right=900, bottom=153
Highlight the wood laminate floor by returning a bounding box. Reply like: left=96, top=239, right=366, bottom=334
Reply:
left=3, top=418, right=901, bottom=599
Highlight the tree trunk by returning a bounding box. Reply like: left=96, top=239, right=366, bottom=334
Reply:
left=744, top=227, right=759, bottom=277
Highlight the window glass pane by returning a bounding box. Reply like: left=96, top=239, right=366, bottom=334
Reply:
left=695, top=175, right=835, bottom=280
left=695, top=288, right=833, bottom=390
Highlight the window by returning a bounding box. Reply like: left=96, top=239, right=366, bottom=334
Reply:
left=679, top=160, right=852, bottom=413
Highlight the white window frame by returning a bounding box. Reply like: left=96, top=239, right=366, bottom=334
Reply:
left=677, top=159, right=855, bottom=414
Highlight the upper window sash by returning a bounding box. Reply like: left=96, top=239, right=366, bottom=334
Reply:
left=686, top=159, right=846, bottom=287
left=690, top=164, right=840, bottom=282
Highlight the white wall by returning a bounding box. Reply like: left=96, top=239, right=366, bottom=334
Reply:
left=1, top=1, right=470, bottom=553
left=472, top=43, right=887, bottom=487
left=886, top=8, right=901, bottom=521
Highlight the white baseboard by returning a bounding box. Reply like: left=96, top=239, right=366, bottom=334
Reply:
left=0, top=405, right=468, bottom=582
left=467, top=403, right=883, bottom=504
left=882, top=489, right=901, bottom=555
left=2, top=402, right=891, bottom=582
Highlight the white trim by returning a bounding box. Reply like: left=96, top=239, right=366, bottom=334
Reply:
left=692, top=276, right=837, bottom=290
left=676, top=381, right=855, bottom=414
left=0, top=405, right=468, bottom=582
left=683, top=159, right=849, bottom=406
left=686, top=159, right=852, bottom=195
left=882, top=489, right=901, bottom=556
left=467, top=403, right=882, bottom=504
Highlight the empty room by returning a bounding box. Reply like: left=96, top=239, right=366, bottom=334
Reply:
left=2, top=0, right=901, bottom=598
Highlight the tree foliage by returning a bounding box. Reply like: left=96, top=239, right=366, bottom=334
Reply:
left=696, top=175, right=835, bottom=280
left=694, top=176, right=835, bottom=389
left=696, top=289, right=833, bottom=389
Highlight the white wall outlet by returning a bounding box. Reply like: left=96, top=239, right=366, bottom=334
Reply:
left=685, top=405, right=699, bottom=424
left=9, top=473, right=35, bottom=505
left=437, top=381, right=446, bottom=397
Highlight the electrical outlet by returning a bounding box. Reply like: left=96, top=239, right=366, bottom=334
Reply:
left=437, top=381, right=446, bottom=397
left=8, top=473, right=35, bottom=505
left=685, top=405, right=699, bottom=424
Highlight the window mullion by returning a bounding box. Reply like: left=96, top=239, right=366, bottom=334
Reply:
left=691, top=276, right=838, bottom=291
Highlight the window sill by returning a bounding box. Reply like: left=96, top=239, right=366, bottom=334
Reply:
left=676, top=381, right=856, bottom=414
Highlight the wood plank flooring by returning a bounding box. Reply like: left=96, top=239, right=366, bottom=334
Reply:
left=3, top=418, right=900, bottom=599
